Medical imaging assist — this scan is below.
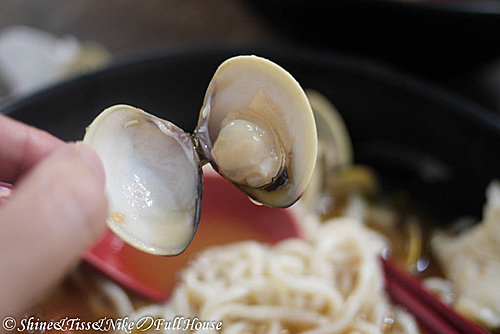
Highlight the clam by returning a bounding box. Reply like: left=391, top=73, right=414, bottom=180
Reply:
left=84, top=55, right=317, bottom=255
left=197, top=56, right=317, bottom=207
left=301, top=90, right=376, bottom=216
left=300, top=90, right=353, bottom=212
left=84, top=105, right=203, bottom=255
left=306, top=89, right=353, bottom=170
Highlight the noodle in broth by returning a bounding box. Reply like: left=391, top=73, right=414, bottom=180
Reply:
left=115, top=211, right=418, bottom=334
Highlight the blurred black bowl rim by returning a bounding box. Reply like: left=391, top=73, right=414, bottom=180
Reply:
left=2, top=44, right=500, bottom=131
left=269, top=0, right=500, bottom=16
left=377, top=0, right=500, bottom=16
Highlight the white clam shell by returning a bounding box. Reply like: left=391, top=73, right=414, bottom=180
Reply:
left=84, top=105, right=202, bottom=255
left=307, top=89, right=353, bottom=168
left=197, top=55, right=318, bottom=208
left=300, top=90, right=353, bottom=212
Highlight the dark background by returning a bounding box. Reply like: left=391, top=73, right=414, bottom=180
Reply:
left=2, top=0, right=500, bottom=112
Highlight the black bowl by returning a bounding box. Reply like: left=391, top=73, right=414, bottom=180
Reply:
left=2, top=46, right=499, bottom=222
left=248, top=0, right=500, bottom=77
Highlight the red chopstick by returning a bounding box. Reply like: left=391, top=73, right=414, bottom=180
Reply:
left=382, top=257, right=488, bottom=334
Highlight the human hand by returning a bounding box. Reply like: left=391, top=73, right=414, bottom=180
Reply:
left=0, top=114, right=108, bottom=318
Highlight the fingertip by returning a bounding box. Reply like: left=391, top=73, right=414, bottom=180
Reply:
left=0, top=143, right=109, bottom=316
left=12, top=143, right=108, bottom=243
left=74, top=142, right=106, bottom=185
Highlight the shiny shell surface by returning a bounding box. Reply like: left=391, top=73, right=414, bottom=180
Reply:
left=84, top=105, right=202, bottom=255
left=196, top=55, right=317, bottom=208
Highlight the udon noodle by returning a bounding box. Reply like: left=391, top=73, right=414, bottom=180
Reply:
left=115, top=207, right=418, bottom=334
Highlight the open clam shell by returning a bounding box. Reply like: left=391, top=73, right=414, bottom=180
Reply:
left=84, top=105, right=202, bottom=255
left=84, top=56, right=317, bottom=255
left=196, top=56, right=317, bottom=208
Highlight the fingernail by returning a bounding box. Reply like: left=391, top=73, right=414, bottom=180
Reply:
left=74, top=142, right=105, bottom=185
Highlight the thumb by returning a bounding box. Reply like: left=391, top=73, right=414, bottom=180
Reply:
left=0, top=143, right=108, bottom=317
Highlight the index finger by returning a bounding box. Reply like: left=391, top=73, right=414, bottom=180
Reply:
left=0, top=114, right=64, bottom=183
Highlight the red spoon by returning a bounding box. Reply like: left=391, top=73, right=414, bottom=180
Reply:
left=0, top=173, right=302, bottom=301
